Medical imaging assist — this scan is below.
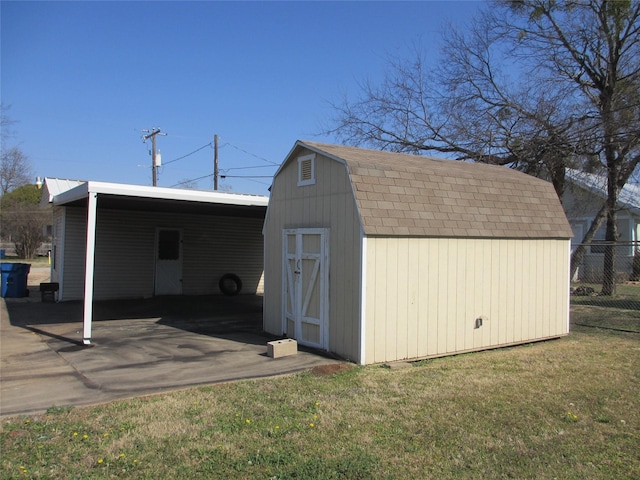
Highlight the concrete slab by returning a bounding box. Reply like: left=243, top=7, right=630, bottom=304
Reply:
left=1, top=279, right=341, bottom=417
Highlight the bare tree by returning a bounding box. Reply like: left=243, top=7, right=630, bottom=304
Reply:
left=0, top=184, right=48, bottom=259
left=328, top=0, right=640, bottom=295
left=1, top=104, right=33, bottom=195
left=0, top=104, right=16, bottom=142
left=1, top=147, right=33, bottom=196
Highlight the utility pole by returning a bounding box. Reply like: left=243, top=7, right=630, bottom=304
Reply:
left=141, top=127, right=167, bottom=186
left=213, top=134, right=219, bottom=190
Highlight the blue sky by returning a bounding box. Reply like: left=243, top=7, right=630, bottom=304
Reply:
left=1, top=1, right=482, bottom=195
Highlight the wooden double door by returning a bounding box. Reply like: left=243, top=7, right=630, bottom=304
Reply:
left=283, top=228, right=329, bottom=350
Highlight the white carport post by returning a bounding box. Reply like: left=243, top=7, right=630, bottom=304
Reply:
left=82, top=191, right=98, bottom=345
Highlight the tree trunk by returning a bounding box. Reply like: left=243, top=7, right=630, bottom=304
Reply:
left=600, top=142, right=621, bottom=295
left=570, top=204, right=607, bottom=280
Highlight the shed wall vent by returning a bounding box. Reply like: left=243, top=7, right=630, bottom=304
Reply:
left=297, top=154, right=316, bottom=186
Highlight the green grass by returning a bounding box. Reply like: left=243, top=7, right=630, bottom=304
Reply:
left=571, top=304, right=640, bottom=332
left=571, top=282, right=640, bottom=303
left=2, top=326, right=639, bottom=479
left=571, top=282, right=640, bottom=332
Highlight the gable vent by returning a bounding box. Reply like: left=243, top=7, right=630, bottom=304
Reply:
left=301, top=159, right=312, bottom=180
left=297, top=154, right=316, bottom=186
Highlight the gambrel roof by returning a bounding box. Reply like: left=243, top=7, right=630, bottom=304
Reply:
left=295, top=141, right=572, bottom=239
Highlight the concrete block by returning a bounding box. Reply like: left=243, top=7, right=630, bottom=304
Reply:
left=267, top=338, right=298, bottom=358
left=40, top=282, right=59, bottom=303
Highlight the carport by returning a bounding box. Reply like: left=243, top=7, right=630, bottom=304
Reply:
left=43, top=179, right=269, bottom=345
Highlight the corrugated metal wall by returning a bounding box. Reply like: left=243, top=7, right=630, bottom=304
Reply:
left=60, top=207, right=264, bottom=301
left=263, top=149, right=362, bottom=361
left=363, top=237, right=570, bottom=364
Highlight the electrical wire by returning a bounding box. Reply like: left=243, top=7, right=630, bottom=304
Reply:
left=163, top=142, right=213, bottom=166
left=163, top=136, right=278, bottom=188
left=241, top=177, right=272, bottom=186
left=171, top=173, right=214, bottom=187
left=219, top=175, right=273, bottom=178
left=222, top=141, right=280, bottom=165
left=222, top=164, right=277, bottom=171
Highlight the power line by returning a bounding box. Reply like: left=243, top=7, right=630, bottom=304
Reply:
left=171, top=171, right=274, bottom=189
left=171, top=173, right=214, bottom=188
left=161, top=139, right=280, bottom=172
left=222, top=141, right=280, bottom=165
left=220, top=175, right=273, bottom=178
left=221, top=164, right=277, bottom=172
left=163, top=142, right=212, bottom=166
left=164, top=136, right=279, bottom=189
left=240, top=177, right=272, bottom=187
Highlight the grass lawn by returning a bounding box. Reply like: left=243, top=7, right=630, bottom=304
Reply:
left=571, top=282, right=640, bottom=333
left=1, top=326, right=638, bottom=479
left=570, top=282, right=640, bottom=303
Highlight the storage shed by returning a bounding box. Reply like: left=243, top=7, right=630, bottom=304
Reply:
left=42, top=178, right=268, bottom=344
left=263, top=141, right=573, bottom=365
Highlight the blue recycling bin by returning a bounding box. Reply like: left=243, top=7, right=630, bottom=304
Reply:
left=0, top=263, right=31, bottom=298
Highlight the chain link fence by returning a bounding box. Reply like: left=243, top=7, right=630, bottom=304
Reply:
left=570, top=242, right=640, bottom=333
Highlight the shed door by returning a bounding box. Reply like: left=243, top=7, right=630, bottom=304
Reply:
left=283, top=229, right=329, bottom=350
left=155, top=229, right=182, bottom=295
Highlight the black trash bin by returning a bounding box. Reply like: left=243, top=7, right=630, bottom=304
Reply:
left=0, top=263, right=31, bottom=298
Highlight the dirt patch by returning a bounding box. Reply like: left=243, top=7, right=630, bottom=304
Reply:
left=311, top=363, right=353, bottom=376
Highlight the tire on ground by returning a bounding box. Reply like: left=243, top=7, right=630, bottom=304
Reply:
left=219, top=273, right=242, bottom=296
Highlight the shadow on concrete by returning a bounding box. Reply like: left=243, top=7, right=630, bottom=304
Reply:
left=21, top=325, right=86, bottom=346
left=3, top=294, right=272, bottom=347
left=1, top=293, right=343, bottom=417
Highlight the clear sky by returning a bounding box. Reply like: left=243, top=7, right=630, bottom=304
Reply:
left=1, top=1, right=482, bottom=196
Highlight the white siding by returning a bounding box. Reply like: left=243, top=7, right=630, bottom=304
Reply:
left=60, top=207, right=263, bottom=301
left=50, top=207, right=65, bottom=288
left=363, top=237, right=570, bottom=364
left=61, top=207, right=88, bottom=300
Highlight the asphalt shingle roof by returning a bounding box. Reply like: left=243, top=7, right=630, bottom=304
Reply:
left=299, top=141, right=573, bottom=239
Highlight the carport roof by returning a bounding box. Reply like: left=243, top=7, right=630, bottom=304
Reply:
left=44, top=178, right=269, bottom=217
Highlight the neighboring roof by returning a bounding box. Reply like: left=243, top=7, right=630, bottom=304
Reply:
left=566, top=169, right=640, bottom=217
left=40, top=178, right=85, bottom=207
left=42, top=178, right=269, bottom=217
left=290, top=141, right=572, bottom=239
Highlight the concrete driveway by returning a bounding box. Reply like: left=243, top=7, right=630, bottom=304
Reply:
left=1, top=281, right=341, bottom=417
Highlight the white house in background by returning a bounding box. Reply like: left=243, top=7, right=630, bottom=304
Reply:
left=563, top=169, right=640, bottom=282
left=263, top=141, right=573, bottom=365
left=41, top=178, right=268, bottom=344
